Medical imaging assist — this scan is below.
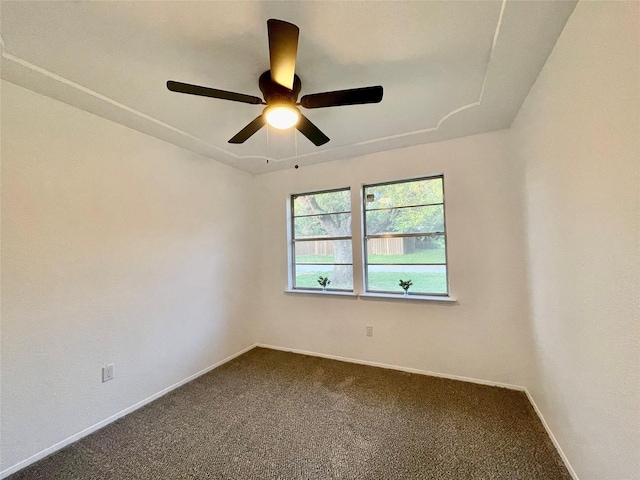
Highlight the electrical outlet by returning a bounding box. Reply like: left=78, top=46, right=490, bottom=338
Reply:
left=102, top=364, right=114, bottom=383
left=366, top=325, right=374, bottom=337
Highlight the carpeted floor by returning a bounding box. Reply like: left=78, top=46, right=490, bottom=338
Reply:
left=9, top=347, right=571, bottom=479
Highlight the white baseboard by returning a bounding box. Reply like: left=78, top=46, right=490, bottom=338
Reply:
left=3, top=343, right=578, bottom=480
left=523, top=389, right=579, bottom=480
left=0, top=343, right=257, bottom=479
left=256, top=343, right=526, bottom=390
left=256, top=343, right=579, bottom=479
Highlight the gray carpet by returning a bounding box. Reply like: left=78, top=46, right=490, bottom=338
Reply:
left=9, top=347, right=571, bottom=479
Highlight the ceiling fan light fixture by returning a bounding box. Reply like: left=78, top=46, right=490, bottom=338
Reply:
left=264, top=103, right=300, bottom=130
left=168, top=19, right=383, bottom=146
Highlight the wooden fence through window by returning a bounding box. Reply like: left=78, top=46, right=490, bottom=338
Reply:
left=296, top=237, right=405, bottom=256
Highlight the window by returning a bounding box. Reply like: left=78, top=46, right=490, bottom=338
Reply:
left=291, top=188, right=353, bottom=291
left=363, top=176, right=448, bottom=296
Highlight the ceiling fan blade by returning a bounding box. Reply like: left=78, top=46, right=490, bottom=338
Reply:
left=167, top=81, right=262, bottom=105
left=228, top=116, right=266, bottom=144
left=296, top=114, right=330, bottom=146
left=300, top=86, right=383, bottom=109
left=267, top=19, right=299, bottom=90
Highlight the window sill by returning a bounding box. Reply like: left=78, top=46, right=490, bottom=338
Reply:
left=284, top=289, right=358, bottom=297
left=358, top=292, right=457, bottom=303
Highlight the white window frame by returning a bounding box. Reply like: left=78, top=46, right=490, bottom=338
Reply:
left=361, top=175, right=449, bottom=297
left=289, top=187, right=353, bottom=292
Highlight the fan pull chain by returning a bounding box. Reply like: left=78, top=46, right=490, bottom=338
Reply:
left=266, top=124, right=270, bottom=164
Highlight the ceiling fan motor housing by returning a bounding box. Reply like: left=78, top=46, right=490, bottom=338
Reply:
left=259, top=71, right=301, bottom=105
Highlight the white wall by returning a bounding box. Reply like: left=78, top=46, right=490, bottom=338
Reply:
left=255, top=129, right=534, bottom=388
left=0, top=81, right=258, bottom=473
left=3, top=1, right=639, bottom=478
left=511, top=2, right=640, bottom=478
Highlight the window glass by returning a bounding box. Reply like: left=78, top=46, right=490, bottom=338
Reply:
left=294, top=191, right=351, bottom=216
left=291, top=189, right=353, bottom=291
left=366, top=235, right=446, bottom=264
left=364, top=176, right=448, bottom=296
left=294, top=240, right=353, bottom=264
left=365, top=178, right=443, bottom=210
left=364, top=205, right=444, bottom=235
left=366, top=265, right=448, bottom=294
left=294, top=213, right=352, bottom=239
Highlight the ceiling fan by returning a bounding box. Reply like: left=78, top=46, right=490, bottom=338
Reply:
left=167, top=19, right=383, bottom=147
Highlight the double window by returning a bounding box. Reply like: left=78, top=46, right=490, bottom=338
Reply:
left=290, top=175, right=448, bottom=297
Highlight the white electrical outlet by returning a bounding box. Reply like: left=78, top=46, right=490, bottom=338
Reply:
left=102, top=364, right=114, bottom=383
left=366, top=325, right=374, bottom=337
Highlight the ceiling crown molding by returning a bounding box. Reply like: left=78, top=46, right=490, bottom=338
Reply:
left=1, top=44, right=501, bottom=170
left=1, top=51, right=238, bottom=160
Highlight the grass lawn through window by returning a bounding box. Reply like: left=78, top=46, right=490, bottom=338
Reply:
left=295, top=250, right=447, bottom=294
left=296, top=249, right=445, bottom=265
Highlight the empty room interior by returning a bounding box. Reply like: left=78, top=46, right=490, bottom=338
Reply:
left=1, top=1, right=638, bottom=479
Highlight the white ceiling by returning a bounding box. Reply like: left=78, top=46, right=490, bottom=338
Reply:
left=1, top=1, right=576, bottom=175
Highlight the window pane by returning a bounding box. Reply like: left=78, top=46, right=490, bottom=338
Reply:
left=294, top=190, right=351, bottom=216
left=294, top=264, right=354, bottom=290
left=367, top=235, right=445, bottom=264
left=365, top=177, right=442, bottom=210
left=365, top=205, right=444, bottom=235
left=366, top=265, right=447, bottom=294
left=294, top=213, right=351, bottom=239
left=295, top=240, right=352, bottom=264
left=291, top=187, right=353, bottom=292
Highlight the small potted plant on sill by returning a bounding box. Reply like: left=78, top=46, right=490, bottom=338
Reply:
left=317, top=276, right=331, bottom=291
left=399, top=279, right=413, bottom=296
